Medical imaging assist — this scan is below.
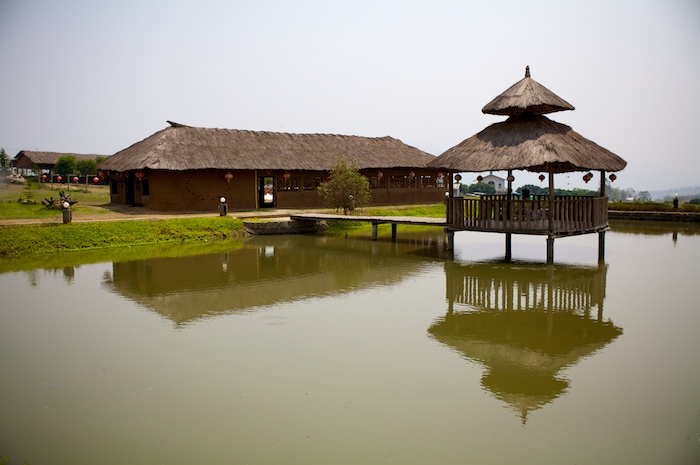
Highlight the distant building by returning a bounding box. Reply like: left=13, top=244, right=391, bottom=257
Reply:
left=480, top=173, right=507, bottom=194
left=12, top=151, right=107, bottom=177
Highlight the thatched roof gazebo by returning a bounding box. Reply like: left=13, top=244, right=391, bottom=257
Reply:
left=428, top=67, right=627, bottom=263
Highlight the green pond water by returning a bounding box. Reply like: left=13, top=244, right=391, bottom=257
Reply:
left=1, top=220, right=699, bottom=464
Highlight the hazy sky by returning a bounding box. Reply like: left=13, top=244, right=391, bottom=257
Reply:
left=1, top=0, right=698, bottom=191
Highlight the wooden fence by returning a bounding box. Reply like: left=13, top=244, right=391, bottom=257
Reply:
left=446, top=195, right=608, bottom=235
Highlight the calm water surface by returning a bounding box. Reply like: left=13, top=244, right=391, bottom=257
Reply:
left=1, top=221, right=699, bottom=464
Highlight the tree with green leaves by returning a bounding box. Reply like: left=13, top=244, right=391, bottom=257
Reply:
left=0, top=147, right=9, bottom=172
left=317, top=159, right=371, bottom=215
left=54, top=155, right=77, bottom=176
left=76, top=158, right=97, bottom=176
left=463, top=182, right=496, bottom=195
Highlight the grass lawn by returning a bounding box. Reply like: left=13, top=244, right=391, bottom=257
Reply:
left=0, top=180, right=113, bottom=220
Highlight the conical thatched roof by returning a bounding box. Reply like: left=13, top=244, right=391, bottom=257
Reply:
left=427, top=114, right=627, bottom=173
left=430, top=67, right=626, bottom=174
left=98, top=121, right=436, bottom=172
left=481, top=66, right=575, bottom=116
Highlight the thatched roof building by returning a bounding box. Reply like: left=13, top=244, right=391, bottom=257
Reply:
left=428, top=67, right=627, bottom=175
left=99, top=121, right=435, bottom=172
left=98, top=121, right=446, bottom=211
left=13, top=150, right=106, bottom=171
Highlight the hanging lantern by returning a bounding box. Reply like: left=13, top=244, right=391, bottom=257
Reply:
left=73, top=176, right=79, bottom=183
left=283, top=171, right=291, bottom=180
left=98, top=170, right=107, bottom=179
left=583, top=172, right=593, bottom=183
left=437, top=171, right=443, bottom=178
left=57, top=176, right=62, bottom=182
left=41, top=174, right=47, bottom=180
left=377, top=171, right=383, bottom=179
left=224, top=172, right=234, bottom=183
left=454, top=174, right=462, bottom=182
left=507, top=175, right=515, bottom=182
left=476, top=175, right=483, bottom=183
left=134, top=170, right=145, bottom=180
left=408, top=171, right=415, bottom=178
left=609, top=173, right=617, bottom=182
left=93, top=176, right=100, bottom=183
left=539, top=174, right=545, bottom=182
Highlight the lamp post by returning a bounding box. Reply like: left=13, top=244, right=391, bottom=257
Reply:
left=673, top=193, right=679, bottom=209
left=62, top=201, right=72, bottom=224
left=219, top=196, right=228, bottom=216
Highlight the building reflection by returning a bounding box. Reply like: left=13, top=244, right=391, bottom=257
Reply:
left=103, top=232, right=444, bottom=325
left=428, top=261, right=622, bottom=423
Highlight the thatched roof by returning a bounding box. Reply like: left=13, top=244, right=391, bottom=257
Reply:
left=428, top=114, right=628, bottom=173
left=98, top=121, right=436, bottom=172
left=482, top=66, right=575, bottom=116
left=14, top=151, right=105, bottom=169
left=430, top=67, right=626, bottom=174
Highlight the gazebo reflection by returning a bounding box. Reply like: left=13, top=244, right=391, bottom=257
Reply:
left=428, top=261, right=622, bottom=423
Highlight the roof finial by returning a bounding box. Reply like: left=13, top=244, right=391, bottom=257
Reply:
left=525, top=66, right=530, bottom=78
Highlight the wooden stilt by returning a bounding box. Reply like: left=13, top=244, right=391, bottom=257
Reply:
left=372, top=223, right=378, bottom=241
left=546, top=235, right=554, bottom=264
left=598, top=231, right=606, bottom=262
left=446, top=230, right=454, bottom=251
left=391, top=224, right=397, bottom=241
left=505, top=232, right=512, bottom=261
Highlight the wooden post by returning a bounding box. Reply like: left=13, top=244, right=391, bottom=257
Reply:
left=446, top=229, right=454, bottom=251
left=598, top=231, right=606, bottom=262
left=505, top=232, right=512, bottom=262
left=391, top=223, right=397, bottom=241
left=547, top=168, right=555, bottom=264
left=546, top=235, right=554, bottom=264
left=372, top=223, right=378, bottom=241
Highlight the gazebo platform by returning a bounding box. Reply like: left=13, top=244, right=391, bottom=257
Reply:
left=446, top=195, right=608, bottom=236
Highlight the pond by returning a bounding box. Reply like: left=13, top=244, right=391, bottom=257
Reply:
left=1, top=220, right=699, bottom=465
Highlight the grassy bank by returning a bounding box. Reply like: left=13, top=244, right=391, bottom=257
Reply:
left=0, top=217, right=245, bottom=258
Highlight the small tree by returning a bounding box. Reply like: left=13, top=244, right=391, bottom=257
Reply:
left=317, top=159, right=371, bottom=215
left=54, top=155, right=77, bottom=177
left=76, top=158, right=97, bottom=176
left=0, top=147, right=8, bottom=172
left=464, top=182, right=496, bottom=195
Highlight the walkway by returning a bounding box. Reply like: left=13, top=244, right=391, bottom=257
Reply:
left=290, top=212, right=446, bottom=240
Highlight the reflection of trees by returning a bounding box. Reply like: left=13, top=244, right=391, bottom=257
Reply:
left=610, top=219, right=700, bottom=237
left=428, top=261, right=622, bottom=423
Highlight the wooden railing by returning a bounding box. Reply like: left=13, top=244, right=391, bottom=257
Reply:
left=447, top=195, right=608, bottom=235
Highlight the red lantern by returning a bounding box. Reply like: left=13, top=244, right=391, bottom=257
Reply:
left=283, top=171, right=291, bottom=180
left=57, top=176, right=62, bottom=182
left=377, top=171, right=383, bottom=179
left=93, top=177, right=100, bottom=183
left=454, top=174, right=462, bottom=182
left=41, top=174, right=47, bottom=180
left=539, top=174, right=545, bottom=182
left=408, top=171, right=415, bottom=178
left=73, top=176, right=79, bottom=183
left=609, top=173, right=617, bottom=182
left=507, top=175, right=515, bottom=182
left=477, top=175, right=483, bottom=183
left=98, top=170, right=107, bottom=179
left=224, top=172, right=233, bottom=183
